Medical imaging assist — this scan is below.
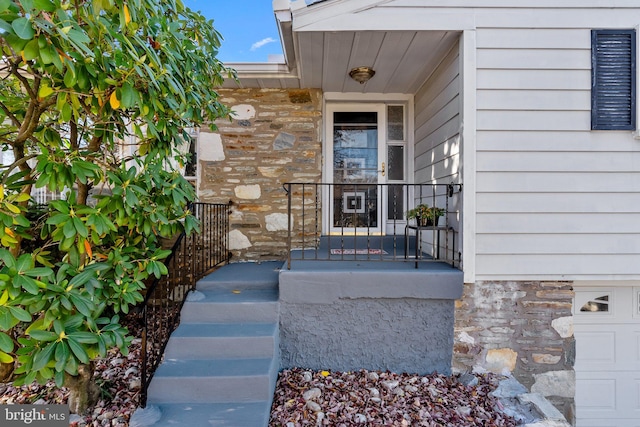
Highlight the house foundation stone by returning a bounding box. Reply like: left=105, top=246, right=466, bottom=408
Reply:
left=454, top=281, right=575, bottom=422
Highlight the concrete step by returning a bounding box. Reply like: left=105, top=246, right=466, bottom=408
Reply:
left=180, top=288, right=279, bottom=323
left=197, top=261, right=282, bottom=291
left=147, top=402, right=272, bottom=427
left=164, top=322, right=278, bottom=359
left=147, top=357, right=279, bottom=404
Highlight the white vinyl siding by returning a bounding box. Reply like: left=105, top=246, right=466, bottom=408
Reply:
left=414, top=41, right=461, bottom=185
left=474, top=23, right=640, bottom=280
left=413, top=40, right=462, bottom=263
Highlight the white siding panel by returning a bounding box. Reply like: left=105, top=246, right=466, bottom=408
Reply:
left=477, top=172, right=640, bottom=193
left=416, top=136, right=461, bottom=171
left=477, top=110, right=590, bottom=131
left=477, top=90, right=591, bottom=111
left=477, top=234, right=640, bottom=255
left=476, top=28, right=589, bottom=49
left=476, top=131, right=637, bottom=152
left=477, top=213, right=640, bottom=234
left=475, top=254, right=640, bottom=278
left=415, top=119, right=460, bottom=165
left=414, top=40, right=461, bottom=185
left=476, top=193, right=640, bottom=214
left=415, top=77, right=460, bottom=127
left=477, top=49, right=590, bottom=70
left=477, top=151, right=640, bottom=172
left=472, top=10, right=640, bottom=29
left=415, top=161, right=460, bottom=183
left=415, top=97, right=460, bottom=144
left=477, top=69, right=591, bottom=90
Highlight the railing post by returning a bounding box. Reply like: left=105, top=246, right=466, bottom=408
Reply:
left=286, top=183, right=292, bottom=270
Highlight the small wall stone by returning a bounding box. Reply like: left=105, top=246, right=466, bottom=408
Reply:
left=228, top=229, right=251, bottom=250
left=453, top=281, right=575, bottom=422
left=486, top=348, right=518, bottom=373
left=199, top=88, right=322, bottom=261
left=532, top=370, right=575, bottom=399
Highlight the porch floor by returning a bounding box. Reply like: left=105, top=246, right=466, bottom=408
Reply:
left=288, top=234, right=458, bottom=269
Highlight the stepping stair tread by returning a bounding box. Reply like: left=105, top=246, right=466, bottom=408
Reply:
left=149, top=402, right=271, bottom=427
left=188, top=288, right=279, bottom=303
left=171, top=322, right=277, bottom=337
left=154, top=357, right=275, bottom=378
left=143, top=262, right=281, bottom=426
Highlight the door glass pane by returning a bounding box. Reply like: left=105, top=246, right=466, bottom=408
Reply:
left=333, top=112, right=378, bottom=228
left=387, top=105, right=404, bottom=141
left=387, top=145, right=404, bottom=181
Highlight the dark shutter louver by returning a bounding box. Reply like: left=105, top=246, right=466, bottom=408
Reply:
left=591, top=29, right=637, bottom=130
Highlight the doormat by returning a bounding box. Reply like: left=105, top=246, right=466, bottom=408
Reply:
left=330, top=249, right=388, bottom=255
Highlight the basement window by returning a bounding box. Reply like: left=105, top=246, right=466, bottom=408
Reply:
left=579, top=295, right=610, bottom=313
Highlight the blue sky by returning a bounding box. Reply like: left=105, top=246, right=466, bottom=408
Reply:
left=183, top=0, right=284, bottom=63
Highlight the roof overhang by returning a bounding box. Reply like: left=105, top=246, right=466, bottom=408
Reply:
left=221, top=0, right=467, bottom=94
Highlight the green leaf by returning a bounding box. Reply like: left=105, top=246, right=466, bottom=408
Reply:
left=0, top=331, right=13, bottom=353
left=54, top=340, right=69, bottom=372
left=67, top=332, right=98, bottom=344
left=0, top=0, right=11, bottom=12
left=12, top=17, right=34, bottom=40
left=13, top=275, right=39, bottom=295
left=23, top=38, right=39, bottom=61
left=8, top=306, right=31, bottom=322
left=0, top=307, right=18, bottom=330
left=32, top=342, right=56, bottom=371
left=0, top=351, right=13, bottom=363
left=39, top=44, right=56, bottom=65
left=28, top=329, right=57, bottom=341
left=63, top=68, right=76, bottom=88
left=61, top=103, right=72, bottom=122
left=18, top=0, right=34, bottom=11
left=67, top=337, right=89, bottom=364
left=24, top=267, right=53, bottom=278
left=69, top=294, right=93, bottom=317
left=62, top=219, right=75, bottom=239
left=33, top=0, right=55, bottom=12
left=38, top=83, right=54, bottom=99
left=120, top=82, right=137, bottom=108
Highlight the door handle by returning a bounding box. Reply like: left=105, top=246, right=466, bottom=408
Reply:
left=380, top=162, right=385, bottom=177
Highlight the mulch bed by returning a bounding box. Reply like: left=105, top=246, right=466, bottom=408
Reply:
left=2, top=313, right=517, bottom=427
left=269, top=368, right=518, bottom=426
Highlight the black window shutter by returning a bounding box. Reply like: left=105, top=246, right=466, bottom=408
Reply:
left=591, top=29, right=637, bottom=130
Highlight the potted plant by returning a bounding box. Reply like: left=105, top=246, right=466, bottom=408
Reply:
left=406, top=204, right=444, bottom=226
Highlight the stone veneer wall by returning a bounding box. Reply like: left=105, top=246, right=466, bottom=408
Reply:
left=453, top=281, right=575, bottom=422
left=198, top=88, right=323, bottom=261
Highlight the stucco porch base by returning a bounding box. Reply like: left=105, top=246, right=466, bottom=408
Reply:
left=278, top=261, right=463, bottom=375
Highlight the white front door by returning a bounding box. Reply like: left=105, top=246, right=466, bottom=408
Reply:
left=574, top=286, right=640, bottom=427
left=326, top=104, right=386, bottom=234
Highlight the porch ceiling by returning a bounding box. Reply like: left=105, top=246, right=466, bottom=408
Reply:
left=221, top=29, right=459, bottom=94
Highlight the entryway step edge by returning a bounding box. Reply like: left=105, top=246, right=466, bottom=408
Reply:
left=180, top=289, right=279, bottom=323
left=146, top=357, right=279, bottom=404
left=130, top=401, right=272, bottom=427
left=163, top=322, right=278, bottom=359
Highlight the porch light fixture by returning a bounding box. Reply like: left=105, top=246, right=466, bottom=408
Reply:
left=349, top=66, right=375, bottom=84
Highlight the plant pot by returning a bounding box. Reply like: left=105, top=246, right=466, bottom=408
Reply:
left=417, top=216, right=439, bottom=227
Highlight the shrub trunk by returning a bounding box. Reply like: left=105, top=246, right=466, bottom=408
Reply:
left=65, top=363, right=100, bottom=414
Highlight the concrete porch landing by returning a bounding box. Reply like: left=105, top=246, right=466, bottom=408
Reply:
left=279, top=256, right=463, bottom=375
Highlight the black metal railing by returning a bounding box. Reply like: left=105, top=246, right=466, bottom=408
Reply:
left=140, top=202, right=230, bottom=406
left=284, top=183, right=462, bottom=269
